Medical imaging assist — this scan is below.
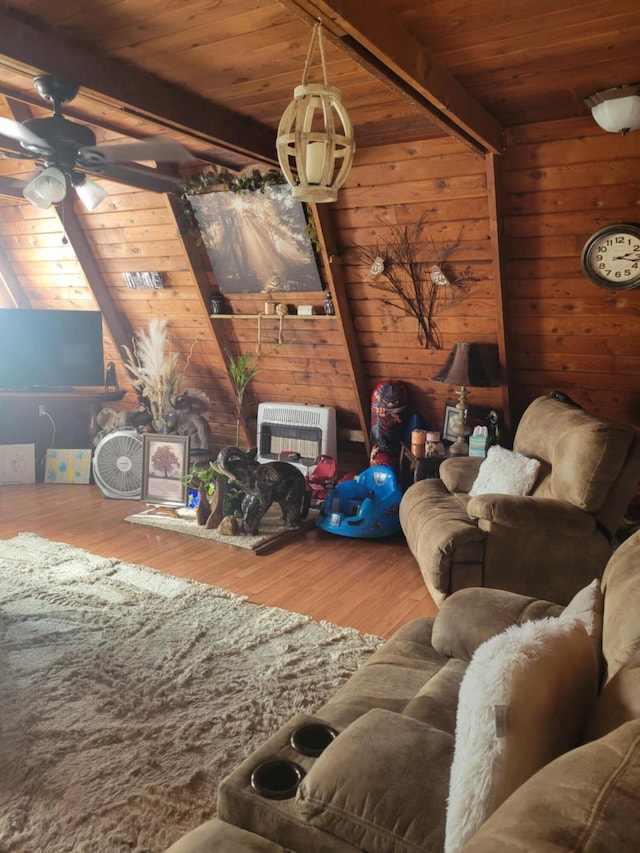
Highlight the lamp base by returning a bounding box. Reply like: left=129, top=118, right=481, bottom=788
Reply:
left=448, top=436, right=469, bottom=456
left=448, top=388, right=471, bottom=456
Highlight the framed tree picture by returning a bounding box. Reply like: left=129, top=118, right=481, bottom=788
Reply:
left=141, top=434, right=190, bottom=507
left=188, top=184, right=323, bottom=294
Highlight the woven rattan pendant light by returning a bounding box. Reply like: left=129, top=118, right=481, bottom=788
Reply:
left=276, top=22, right=355, bottom=203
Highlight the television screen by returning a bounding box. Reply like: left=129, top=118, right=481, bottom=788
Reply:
left=0, top=309, right=105, bottom=390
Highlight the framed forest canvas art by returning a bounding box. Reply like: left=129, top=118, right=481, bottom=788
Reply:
left=188, top=185, right=323, bottom=294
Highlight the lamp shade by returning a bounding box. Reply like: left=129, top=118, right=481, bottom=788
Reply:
left=586, top=85, right=640, bottom=135
left=431, top=342, right=498, bottom=388
left=73, top=175, right=108, bottom=211
left=23, top=166, right=67, bottom=209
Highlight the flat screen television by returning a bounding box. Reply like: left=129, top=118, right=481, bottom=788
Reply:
left=0, top=309, right=105, bottom=390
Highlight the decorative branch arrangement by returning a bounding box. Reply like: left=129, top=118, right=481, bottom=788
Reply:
left=121, top=318, right=211, bottom=449
left=360, top=215, right=475, bottom=349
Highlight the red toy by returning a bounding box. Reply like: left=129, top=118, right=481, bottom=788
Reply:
left=306, top=455, right=337, bottom=505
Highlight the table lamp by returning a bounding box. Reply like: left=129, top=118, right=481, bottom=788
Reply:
left=431, top=342, right=498, bottom=455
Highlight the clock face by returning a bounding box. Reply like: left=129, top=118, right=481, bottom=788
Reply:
left=581, top=224, right=640, bottom=290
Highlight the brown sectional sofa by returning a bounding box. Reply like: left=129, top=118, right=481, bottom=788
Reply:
left=166, top=529, right=640, bottom=852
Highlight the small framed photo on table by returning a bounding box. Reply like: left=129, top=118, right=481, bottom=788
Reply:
left=443, top=403, right=460, bottom=444
left=141, top=434, right=190, bottom=507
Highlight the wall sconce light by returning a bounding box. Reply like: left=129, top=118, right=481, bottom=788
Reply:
left=22, top=166, right=67, bottom=209
left=276, top=22, right=355, bottom=203
left=586, top=84, right=640, bottom=135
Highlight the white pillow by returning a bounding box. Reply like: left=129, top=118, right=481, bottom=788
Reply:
left=444, top=615, right=598, bottom=853
left=468, top=444, right=540, bottom=497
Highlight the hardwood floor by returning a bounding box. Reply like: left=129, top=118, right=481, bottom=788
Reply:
left=0, top=484, right=438, bottom=639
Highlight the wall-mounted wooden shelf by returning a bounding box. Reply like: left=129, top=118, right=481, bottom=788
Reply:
left=210, top=313, right=335, bottom=320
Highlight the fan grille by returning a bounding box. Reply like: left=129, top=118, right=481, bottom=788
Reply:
left=93, top=430, right=143, bottom=499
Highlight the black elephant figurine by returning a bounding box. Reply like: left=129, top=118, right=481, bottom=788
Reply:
left=211, top=446, right=310, bottom=535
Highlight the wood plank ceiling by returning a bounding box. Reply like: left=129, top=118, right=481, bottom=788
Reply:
left=0, top=0, right=638, bottom=449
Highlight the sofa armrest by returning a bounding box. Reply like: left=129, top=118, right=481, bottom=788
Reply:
left=440, top=456, right=483, bottom=493
left=467, top=494, right=596, bottom=536
left=296, top=708, right=453, bottom=852
left=431, top=587, right=563, bottom=660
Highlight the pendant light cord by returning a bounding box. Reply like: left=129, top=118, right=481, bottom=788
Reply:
left=302, top=22, right=329, bottom=87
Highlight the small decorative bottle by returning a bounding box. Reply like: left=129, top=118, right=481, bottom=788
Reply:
left=209, top=293, right=223, bottom=314
left=323, top=291, right=335, bottom=316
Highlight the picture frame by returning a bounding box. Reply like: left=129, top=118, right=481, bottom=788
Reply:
left=188, top=184, right=323, bottom=294
left=443, top=403, right=460, bottom=444
left=141, top=434, right=190, bottom=507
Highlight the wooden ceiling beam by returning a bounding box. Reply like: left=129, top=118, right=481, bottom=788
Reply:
left=0, top=83, right=244, bottom=171
left=0, top=9, right=278, bottom=166
left=165, top=194, right=254, bottom=447
left=0, top=235, right=30, bottom=308
left=56, top=197, right=135, bottom=363
left=279, top=0, right=505, bottom=155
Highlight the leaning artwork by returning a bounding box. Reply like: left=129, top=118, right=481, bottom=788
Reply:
left=188, top=184, right=323, bottom=294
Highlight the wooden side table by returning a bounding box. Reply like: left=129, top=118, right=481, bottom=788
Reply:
left=399, top=442, right=449, bottom=488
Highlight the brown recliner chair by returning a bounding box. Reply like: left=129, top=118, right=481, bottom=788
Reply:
left=400, top=395, right=640, bottom=606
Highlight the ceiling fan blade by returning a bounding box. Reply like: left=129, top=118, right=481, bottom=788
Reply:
left=82, top=161, right=185, bottom=193
left=0, top=175, right=29, bottom=199
left=78, top=138, right=192, bottom=166
left=0, top=116, right=53, bottom=153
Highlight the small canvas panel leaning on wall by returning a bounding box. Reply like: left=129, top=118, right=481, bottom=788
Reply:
left=188, top=185, right=323, bottom=294
left=45, top=449, right=92, bottom=484
left=0, top=444, right=35, bottom=484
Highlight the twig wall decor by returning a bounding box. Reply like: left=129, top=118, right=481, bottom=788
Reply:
left=360, top=215, right=474, bottom=349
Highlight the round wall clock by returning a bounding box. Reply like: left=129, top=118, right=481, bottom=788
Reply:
left=581, top=223, right=640, bottom=290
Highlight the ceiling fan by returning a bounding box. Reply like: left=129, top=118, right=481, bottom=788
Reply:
left=0, top=74, right=192, bottom=210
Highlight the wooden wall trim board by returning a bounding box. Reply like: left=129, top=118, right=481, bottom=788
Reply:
left=484, top=152, right=512, bottom=432
left=313, top=203, right=371, bottom=451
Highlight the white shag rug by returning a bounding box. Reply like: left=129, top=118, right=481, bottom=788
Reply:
left=0, top=533, right=381, bottom=852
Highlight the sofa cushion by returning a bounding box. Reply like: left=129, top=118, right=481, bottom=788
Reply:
left=296, top=708, right=453, bottom=853
left=444, top=615, right=598, bottom=853
left=601, top=529, right=640, bottom=680
left=468, top=445, right=540, bottom=497
left=563, top=577, right=603, bottom=644
left=513, top=395, right=633, bottom=512
left=586, top=650, right=640, bottom=741
left=460, top=719, right=640, bottom=853
left=432, top=587, right=563, bottom=661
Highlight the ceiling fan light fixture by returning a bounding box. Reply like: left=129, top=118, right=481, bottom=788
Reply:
left=72, top=173, right=108, bottom=211
left=586, top=84, right=640, bottom=134
left=276, top=22, right=355, bottom=203
left=23, top=166, right=67, bottom=209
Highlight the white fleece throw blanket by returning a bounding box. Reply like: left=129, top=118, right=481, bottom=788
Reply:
left=0, top=533, right=381, bottom=852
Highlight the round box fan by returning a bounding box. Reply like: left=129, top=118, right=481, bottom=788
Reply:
left=93, top=429, right=144, bottom=499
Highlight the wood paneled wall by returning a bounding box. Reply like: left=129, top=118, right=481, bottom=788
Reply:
left=0, top=135, right=505, bottom=456
left=501, top=116, right=640, bottom=427
left=334, top=136, right=504, bottom=434
left=3, top=116, right=638, bottom=460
